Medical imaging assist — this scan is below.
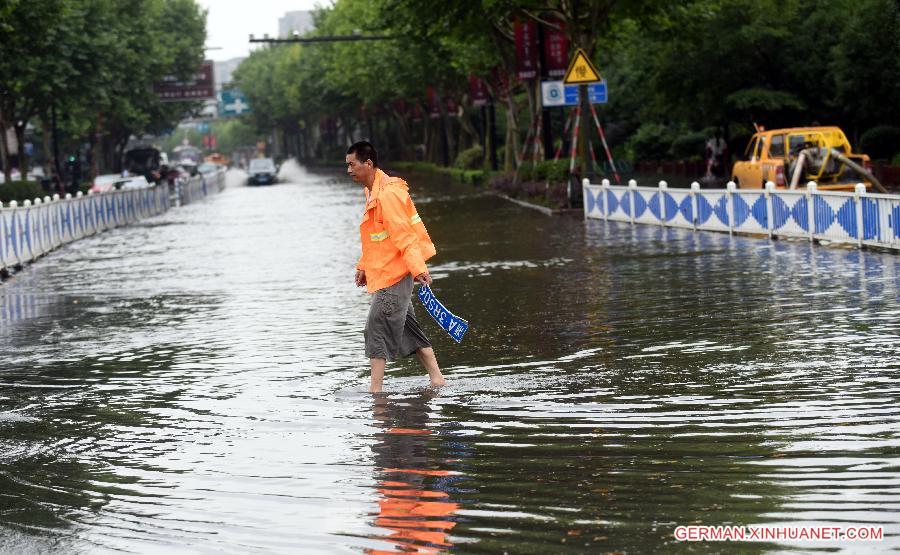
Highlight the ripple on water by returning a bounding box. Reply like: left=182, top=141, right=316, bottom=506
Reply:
left=0, top=166, right=898, bottom=553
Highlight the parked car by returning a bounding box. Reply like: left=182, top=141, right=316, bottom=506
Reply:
left=119, top=175, right=150, bottom=190
left=90, top=174, right=150, bottom=193
left=197, top=162, right=223, bottom=175
left=247, top=158, right=278, bottom=185
left=124, top=146, right=163, bottom=184
left=732, top=126, right=876, bottom=191
left=205, top=152, right=230, bottom=166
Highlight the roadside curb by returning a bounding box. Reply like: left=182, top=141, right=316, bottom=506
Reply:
left=493, top=194, right=581, bottom=216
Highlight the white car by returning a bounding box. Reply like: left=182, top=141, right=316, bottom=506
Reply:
left=90, top=174, right=150, bottom=193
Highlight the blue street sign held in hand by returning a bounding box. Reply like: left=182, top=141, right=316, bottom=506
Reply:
left=418, top=285, right=469, bottom=343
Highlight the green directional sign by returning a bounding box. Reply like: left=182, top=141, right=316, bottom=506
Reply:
left=218, top=90, right=252, bottom=117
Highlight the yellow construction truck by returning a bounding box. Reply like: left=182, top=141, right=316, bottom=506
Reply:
left=732, top=126, right=887, bottom=192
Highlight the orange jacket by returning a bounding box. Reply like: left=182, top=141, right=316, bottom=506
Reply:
left=358, top=169, right=436, bottom=293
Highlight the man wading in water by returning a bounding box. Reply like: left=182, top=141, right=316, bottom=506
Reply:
left=347, top=141, right=446, bottom=393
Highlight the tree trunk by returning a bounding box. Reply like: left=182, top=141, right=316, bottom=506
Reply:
left=15, top=121, right=27, bottom=181
left=436, top=92, right=452, bottom=167
left=91, top=112, right=103, bottom=180
left=422, top=110, right=431, bottom=162
left=41, top=115, right=54, bottom=179
left=488, top=103, right=499, bottom=171
left=504, top=95, right=519, bottom=172
left=115, top=134, right=130, bottom=173
left=457, top=105, right=480, bottom=150
left=390, top=108, right=410, bottom=160
left=0, top=121, right=10, bottom=184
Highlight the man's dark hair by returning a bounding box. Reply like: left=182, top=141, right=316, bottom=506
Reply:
left=347, top=141, right=378, bottom=168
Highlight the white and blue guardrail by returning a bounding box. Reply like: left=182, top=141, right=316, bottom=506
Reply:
left=583, top=178, right=900, bottom=251
left=0, top=170, right=225, bottom=275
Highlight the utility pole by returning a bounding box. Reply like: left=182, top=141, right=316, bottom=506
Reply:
left=537, top=25, right=553, bottom=158
left=581, top=83, right=593, bottom=180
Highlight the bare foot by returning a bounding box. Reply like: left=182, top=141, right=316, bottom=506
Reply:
left=369, top=386, right=383, bottom=393
left=429, top=376, right=446, bottom=388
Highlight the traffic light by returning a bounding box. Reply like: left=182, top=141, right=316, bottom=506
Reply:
left=65, top=155, right=81, bottom=194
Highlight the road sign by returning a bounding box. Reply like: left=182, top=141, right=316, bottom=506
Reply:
left=542, top=80, right=607, bottom=106
left=587, top=81, right=607, bottom=104
left=218, top=90, right=252, bottom=117
left=563, top=48, right=602, bottom=84
left=541, top=80, right=567, bottom=107
left=155, top=61, right=215, bottom=102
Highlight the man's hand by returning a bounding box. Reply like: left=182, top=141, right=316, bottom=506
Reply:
left=414, top=272, right=432, bottom=286
left=355, top=269, right=366, bottom=287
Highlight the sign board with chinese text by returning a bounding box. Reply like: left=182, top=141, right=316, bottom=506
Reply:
left=155, top=61, right=215, bottom=102
left=542, top=20, right=569, bottom=78
left=514, top=19, right=538, bottom=79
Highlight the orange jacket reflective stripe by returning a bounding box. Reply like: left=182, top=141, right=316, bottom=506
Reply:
left=358, top=169, right=436, bottom=293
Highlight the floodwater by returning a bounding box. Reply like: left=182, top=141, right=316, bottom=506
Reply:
left=1, top=163, right=898, bottom=554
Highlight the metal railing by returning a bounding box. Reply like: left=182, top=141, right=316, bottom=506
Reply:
left=583, top=178, right=900, bottom=251
left=0, top=169, right=226, bottom=275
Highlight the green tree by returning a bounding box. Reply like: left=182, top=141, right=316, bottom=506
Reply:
left=0, top=0, right=206, bottom=181
left=0, top=0, right=75, bottom=181
left=830, top=0, right=900, bottom=138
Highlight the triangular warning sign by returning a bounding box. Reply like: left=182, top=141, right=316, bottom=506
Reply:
left=563, top=48, right=602, bottom=84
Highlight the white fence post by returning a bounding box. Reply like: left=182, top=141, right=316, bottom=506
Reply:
left=628, top=179, right=637, bottom=224
left=582, top=178, right=591, bottom=217
left=726, top=181, right=736, bottom=235
left=765, top=181, right=776, bottom=239
left=601, top=179, right=610, bottom=221
left=806, top=181, right=817, bottom=243
left=658, top=180, right=668, bottom=227
left=855, top=182, right=866, bottom=248
left=690, top=181, right=700, bottom=230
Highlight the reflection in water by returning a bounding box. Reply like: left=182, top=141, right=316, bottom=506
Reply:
left=369, top=393, right=460, bottom=554
left=0, top=287, right=40, bottom=328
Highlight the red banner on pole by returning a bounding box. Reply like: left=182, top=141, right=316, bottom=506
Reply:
left=543, top=20, right=569, bottom=78
left=514, top=18, right=538, bottom=80
left=469, top=77, right=489, bottom=107
left=445, top=97, right=459, bottom=116
left=426, top=87, right=441, bottom=119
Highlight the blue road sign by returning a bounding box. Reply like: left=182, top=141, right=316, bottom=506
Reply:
left=543, top=80, right=608, bottom=107
left=586, top=81, right=607, bottom=104
left=218, top=90, right=252, bottom=117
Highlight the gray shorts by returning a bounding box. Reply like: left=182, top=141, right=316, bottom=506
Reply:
left=364, top=274, right=431, bottom=361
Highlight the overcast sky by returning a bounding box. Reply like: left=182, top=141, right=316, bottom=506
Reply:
left=197, top=0, right=329, bottom=61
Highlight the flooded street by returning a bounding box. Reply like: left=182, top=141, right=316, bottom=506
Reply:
left=1, top=165, right=898, bottom=554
